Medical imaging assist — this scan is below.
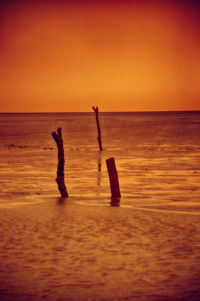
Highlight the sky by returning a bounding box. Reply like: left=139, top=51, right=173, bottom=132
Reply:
left=0, top=0, right=200, bottom=112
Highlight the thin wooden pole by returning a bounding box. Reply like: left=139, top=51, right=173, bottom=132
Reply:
left=106, top=157, right=121, bottom=200
left=92, top=106, right=103, bottom=151
left=51, top=127, right=68, bottom=198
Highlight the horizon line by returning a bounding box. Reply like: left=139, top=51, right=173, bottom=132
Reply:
left=0, top=110, right=200, bottom=114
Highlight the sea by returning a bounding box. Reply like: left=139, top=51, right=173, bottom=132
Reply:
left=0, top=111, right=200, bottom=301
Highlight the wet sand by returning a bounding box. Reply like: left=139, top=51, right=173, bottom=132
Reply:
left=0, top=198, right=200, bottom=301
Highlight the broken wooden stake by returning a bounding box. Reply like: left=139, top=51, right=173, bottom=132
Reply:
left=51, top=127, right=68, bottom=198
left=92, top=106, right=103, bottom=151
left=106, top=157, right=121, bottom=202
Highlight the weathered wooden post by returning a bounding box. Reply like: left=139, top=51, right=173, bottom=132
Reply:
left=92, top=106, right=103, bottom=151
left=106, top=157, right=121, bottom=206
left=51, top=127, right=68, bottom=198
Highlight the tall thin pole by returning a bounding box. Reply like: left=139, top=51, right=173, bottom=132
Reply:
left=92, top=106, right=103, bottom=151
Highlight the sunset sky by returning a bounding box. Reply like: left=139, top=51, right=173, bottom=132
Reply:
left=0, top=0, right=200, bottom=112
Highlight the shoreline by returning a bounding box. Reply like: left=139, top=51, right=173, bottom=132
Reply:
left=1, top=196, right=200, bottom=215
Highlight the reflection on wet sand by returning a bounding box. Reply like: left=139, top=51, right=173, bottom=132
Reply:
left=97, top=152, right=102, bottom=186
left=57, top=197, right=67, bottom=206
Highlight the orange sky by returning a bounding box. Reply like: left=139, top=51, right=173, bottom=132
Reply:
left=0, top=0, right=200, bottom=112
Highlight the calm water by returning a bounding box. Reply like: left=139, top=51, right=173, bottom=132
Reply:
left=0, top=112, right=200, bottom=300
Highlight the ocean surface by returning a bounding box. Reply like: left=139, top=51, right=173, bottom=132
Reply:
left=0, top=111, right=200, bottom=300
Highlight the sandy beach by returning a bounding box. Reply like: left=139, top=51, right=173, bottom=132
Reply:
left=0, top=198, right=200, bottom=301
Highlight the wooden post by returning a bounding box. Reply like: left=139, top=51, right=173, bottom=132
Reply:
left=51, top=127, right=68, bottom=198
left=92, top=106, right=103, bottom=151
left=106, top=157, right=121, bottom=201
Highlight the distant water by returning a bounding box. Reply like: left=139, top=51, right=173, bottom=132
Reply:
left=0, top=111, right=200, bottom=210
left=0, top=111, right=200, bottom=300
